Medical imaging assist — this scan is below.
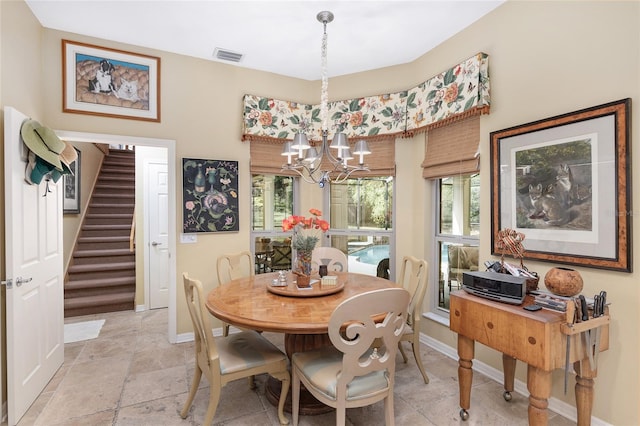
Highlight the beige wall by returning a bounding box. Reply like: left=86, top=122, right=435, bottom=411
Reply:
left=2, top=1, right=639, bottom=423
left=408, top=2, right=639, bottom=424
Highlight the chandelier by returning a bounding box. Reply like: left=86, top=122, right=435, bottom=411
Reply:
left=281, top=11, right=371, bottom=188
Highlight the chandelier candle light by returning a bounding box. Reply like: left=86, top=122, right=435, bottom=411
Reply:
left=282, top=209, right=330, bottom=286
left=281, top=11, right=372, bottom=188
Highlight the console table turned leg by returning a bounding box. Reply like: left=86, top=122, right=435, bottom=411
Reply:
left=527, top=365, right=552, bottom=426
left=502, top=354, right=517, bottom=401
left=457, top=335, right=475, bottom=420
left=574, top=360, right=596, bottom=426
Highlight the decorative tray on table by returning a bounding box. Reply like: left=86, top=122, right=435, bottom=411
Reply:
left=267, top=275, right=344, bottom=297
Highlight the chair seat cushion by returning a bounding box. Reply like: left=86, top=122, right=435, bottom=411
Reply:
left=293, top=347, right=389, bottom=401
left=217, top=331, right=286, bottom=375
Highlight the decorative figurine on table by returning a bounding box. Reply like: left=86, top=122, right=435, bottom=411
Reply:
left=495, top=228, right=539, bottom=292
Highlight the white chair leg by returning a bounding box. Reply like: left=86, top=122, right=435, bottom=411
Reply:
left=384, top=394, right=395, bottom=426
left=272, top=370, right=290, bottom=425
left=203, top=385, right=221, bottom=425
left=292, top=368, right=300, bottom=426
left=180, top=365, right=202, bottom=418
left=398, top=341, right=408, bottom=363
left=412, top=341, right=429, bottom=384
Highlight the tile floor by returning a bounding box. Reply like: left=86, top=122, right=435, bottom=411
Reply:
left=11, top=308, right=575, bottom=426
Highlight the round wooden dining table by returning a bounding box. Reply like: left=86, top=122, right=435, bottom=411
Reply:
left=206, top=270, right=397, bottom=415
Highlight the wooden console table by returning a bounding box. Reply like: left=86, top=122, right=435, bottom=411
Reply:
left=449, top=291, right=609, bottom=425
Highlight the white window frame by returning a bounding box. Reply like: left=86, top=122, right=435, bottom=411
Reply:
left=250, top=174, right=300, bottom=255
left=323, top=177, right=396, bottom=279
left=426, top=176, right=480, bottom=326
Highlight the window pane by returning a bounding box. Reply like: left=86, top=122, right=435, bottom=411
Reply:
left=329, top=177, right=393, bottom=278
left=252, top=175, right=294, bottom=231
left=330, top=178, right=393, bottom=231
left=436, top=173, right=480, bottom=310
left=254, top=236, right=293, bottom=274
left=438, top=241, right=479, bottom=309
left=439, top=174, right=479, bottom=236
left=326, top=234, right=390, bottom=277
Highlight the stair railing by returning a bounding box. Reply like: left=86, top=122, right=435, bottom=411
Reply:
left=129, top=208, right=136, bottom=252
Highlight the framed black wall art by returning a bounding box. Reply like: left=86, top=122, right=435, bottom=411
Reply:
left=182, top=158, right=239, bottom=233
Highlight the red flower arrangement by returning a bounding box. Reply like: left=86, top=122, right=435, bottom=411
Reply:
left=282, top=208, right=329, bottom=251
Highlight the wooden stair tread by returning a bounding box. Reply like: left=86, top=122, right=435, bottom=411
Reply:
left=65, top=276, right=136, bottom=290
left=98, top=176, right=135, bottom=182
left=74, top=248, right=133, bottom=257
left=78, top=236, right=130, bottom=243
left=86, top=213, right=133, bottom=219
left=89, top=203, right=135, bottom=208
left=68, top=261, right=135, bottom=273
left=92, top=193, right=135, bottom=199
left=82, top=224, right=132, bottom=230
left=64, top=292, right=135, bottom=308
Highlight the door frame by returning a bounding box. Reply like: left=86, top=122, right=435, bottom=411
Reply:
left=55, top=130, right=178, bottom=342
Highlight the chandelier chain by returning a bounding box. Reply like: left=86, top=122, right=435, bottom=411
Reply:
left=321, top=27, right=329, bottom=131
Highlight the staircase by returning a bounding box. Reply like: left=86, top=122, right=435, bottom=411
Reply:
left=64, top=148, right=136, bottom=317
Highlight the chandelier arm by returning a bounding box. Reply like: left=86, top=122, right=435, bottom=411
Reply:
left=320, top=131, right=342, bottom=165
left=332, top=166, right=369, bottom=184
left=281, top=163, right=325, bottom=185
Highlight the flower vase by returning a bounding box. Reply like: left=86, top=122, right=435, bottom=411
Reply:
left=295, top=249, right=313, bottom=287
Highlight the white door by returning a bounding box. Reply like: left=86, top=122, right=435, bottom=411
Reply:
left=147, top=161, right=169, bottom=309
left=4, top=107, right=64, bottom=425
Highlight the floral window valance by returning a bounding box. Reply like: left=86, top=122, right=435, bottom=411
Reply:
left=241, top=52, right=490, bottom=143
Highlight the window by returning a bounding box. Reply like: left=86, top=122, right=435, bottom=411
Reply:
left=434, top=174, right=480, bottom=310
left=327, top=177, right=394, bottom=278
left=251, top=175, right=296, bottom=273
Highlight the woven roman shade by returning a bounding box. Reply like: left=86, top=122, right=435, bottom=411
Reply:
left=317, top=138, right=396, bottom=178
left=250, top=140, right=299, bottom=176
left=250, top=138, right=396, bottom=178
left=421, top=115, right=480, bottom=179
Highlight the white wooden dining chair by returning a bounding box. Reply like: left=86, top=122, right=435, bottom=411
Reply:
left=291, top=287, right=409, bottom=426
left=397, top=255, right=430, bottom=383
left=311, top=246, right=348, bottom=273
left=216, top=251, right=254, bottom=336
left=181, top=273, right=290, bottom=425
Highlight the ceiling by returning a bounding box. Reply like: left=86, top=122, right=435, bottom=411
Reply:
left=26, top=0, right=504, bottom=81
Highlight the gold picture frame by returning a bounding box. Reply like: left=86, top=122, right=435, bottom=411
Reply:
left=62, top=39, right=160, bottom=122
left=490, top=98, right=631, bottom=272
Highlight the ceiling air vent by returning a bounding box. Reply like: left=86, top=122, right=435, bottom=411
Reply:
left=213, top=48, right=243, bottom=63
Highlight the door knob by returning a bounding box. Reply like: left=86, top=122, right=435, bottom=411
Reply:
left=151, top=241, right=160, bottom=246
left=15, top=277, right=32, bottom=287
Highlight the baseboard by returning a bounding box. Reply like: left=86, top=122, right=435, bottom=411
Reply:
left=135, top=304, right=146, bottom=313
left=419, top=333, right=611, bottom=426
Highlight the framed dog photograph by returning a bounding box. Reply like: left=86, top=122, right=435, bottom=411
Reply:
left=62, top=40, right=161, bottom=122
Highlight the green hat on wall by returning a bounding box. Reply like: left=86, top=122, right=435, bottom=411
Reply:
left=20, top=119, right=65, bottom=171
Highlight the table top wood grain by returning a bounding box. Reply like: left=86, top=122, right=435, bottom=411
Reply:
left=206, top=271, right=397, bottom=334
